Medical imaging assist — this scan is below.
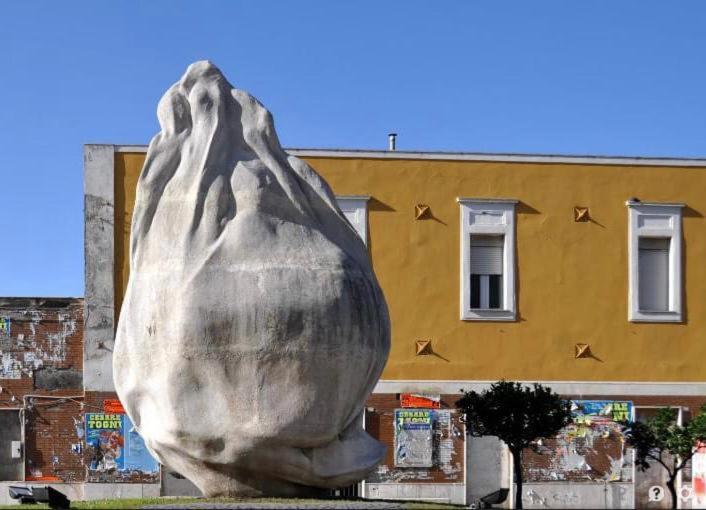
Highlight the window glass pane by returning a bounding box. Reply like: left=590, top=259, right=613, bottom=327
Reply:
left=470, top=274, right=480, bottom=309
left=638, top=237, right=669, bottom=311
left=336, top=198, right=367, bottom=243
left=489, top=275, right=502, bottom=309
left=470, top=235, right=504, bottom=310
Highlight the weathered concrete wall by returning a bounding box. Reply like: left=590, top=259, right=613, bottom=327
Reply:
left=84, top=147, right=159, bottom=488
left=161, top=470, right=201, bottom=497
left=0, top=410, right=22, bottom=481
left=0, top=482, right=85, bottom=506
left=83, top=145, right=115, bottom=392
left=83, top=482, right=160, bottom=500
left=523, top=482, right=634, bottom=509
left=0, top=482, right=159, bottom=505
left=466, top=436, right=510, bottom=506
left=364, top=483, right=465, bottom=504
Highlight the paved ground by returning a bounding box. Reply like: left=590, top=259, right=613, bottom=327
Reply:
left=143, top=501, right=406, bottom=509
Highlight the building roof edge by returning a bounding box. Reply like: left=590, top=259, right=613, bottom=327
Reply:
left=109, top=144, right=706, bottom=167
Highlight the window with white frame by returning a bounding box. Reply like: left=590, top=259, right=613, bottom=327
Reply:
left=458, top=199, right=518, bottom=321
left=470, top=235, right=504, bottom=309
left=626, top=201, right=684, bottom=322
left=336, top=195, right=369, bottom=245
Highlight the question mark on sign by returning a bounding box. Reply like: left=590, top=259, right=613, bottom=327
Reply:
left=649, top=485, right=665, bottom=502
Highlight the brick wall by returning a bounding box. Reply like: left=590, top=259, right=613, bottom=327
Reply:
left=24, top=398, right=84, bottom=482
left=0, top=298, right=83, bottom=407
left=0, top=298, right=84, bottom=482
left=523, top=395, right=706, bottom=484
left=365, top=393, right=465, bottom=484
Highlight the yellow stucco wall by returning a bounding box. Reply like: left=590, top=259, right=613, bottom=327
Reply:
left=114, top=152, right=706, bottom=382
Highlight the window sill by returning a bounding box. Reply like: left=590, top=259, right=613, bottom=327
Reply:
left=461, top=309, right=516, bottom=322
left=629, top=310, right=683, bottom=323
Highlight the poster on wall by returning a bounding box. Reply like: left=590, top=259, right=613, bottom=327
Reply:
left=572, top=400, right=632, bottom=423
left=103, top=399, right=125, bottom=414
left=86, top=413, right=125, bottom=472
left=122, top=414, right=159, bottom=472
left=524, top=400, right=634, bottom=483
left=400, top=393, right=441, bottom=409
left=86, top=413, right=159, bottom=475
left=394, top=409, right=434, bottom=467
left=693, top=441, right=706, bottom=509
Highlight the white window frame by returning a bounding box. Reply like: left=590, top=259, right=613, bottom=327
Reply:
left=336, top=195, right=369, bottom=245
left=626, top=200, right=684, bottom=323
left=458, top=198, right=518, bottom=321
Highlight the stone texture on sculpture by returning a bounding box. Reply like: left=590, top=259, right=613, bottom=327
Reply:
left=113, top=61, right=391, bottom=496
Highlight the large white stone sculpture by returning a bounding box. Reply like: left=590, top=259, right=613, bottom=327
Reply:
left=113, top=61, right=390, bottom=496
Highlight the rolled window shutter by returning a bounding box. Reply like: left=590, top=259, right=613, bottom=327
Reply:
left=638, top=237, right=669, bottom=311
left=470, top=235, right=503, bottom=275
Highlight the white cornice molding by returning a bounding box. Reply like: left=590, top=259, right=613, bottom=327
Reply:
left=287, top=148, right=706, bottom=168
left=374, top=380, right=706, bottom=397
left=114, top=145, right=147, bottom=153
left=625, top=200, right=686, bottom=208
left=457, top=197, right=519, bottom=205
left=109, top=145, right=706, bottom=168
left=335, top=195, right=371, bottom=201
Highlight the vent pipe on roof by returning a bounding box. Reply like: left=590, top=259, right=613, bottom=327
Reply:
left=388, top=133, right=397, bottom=151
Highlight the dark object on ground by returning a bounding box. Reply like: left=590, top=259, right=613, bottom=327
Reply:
left=8, top=486, right=35, bottom=504
left=326, top=483, right=359, bottom=499
left=479, top=488, right=509, bottom=508
left=8, top=485, right=70, bottom=508
left=32, top=485, right=71, bottom=509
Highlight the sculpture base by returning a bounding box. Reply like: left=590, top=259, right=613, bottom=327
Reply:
left=196, top=469, right=330, bottom=498
left=151, top=421, right=383, bottom=498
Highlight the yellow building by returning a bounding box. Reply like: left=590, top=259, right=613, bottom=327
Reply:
left=85, top=144, right=706, bottom=508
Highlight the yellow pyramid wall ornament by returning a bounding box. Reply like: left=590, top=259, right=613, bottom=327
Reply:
left=415, top=204, right=431, bottom=220
left=574, top=207, right=590, bottom=222
left=416, top=339, right=433, bottom=355
left=575, top=343, right=592, bottom=358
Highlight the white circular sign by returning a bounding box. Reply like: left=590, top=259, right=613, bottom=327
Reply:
left=648, top=485, right=665, bottom=502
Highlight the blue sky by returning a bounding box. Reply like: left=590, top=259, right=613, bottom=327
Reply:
left=1, top=1, right=706, bottom=296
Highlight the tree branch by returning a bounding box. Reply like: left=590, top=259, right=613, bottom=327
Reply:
left=676, top=451, right=695, bottom=472
left=647, top=452, right=673, bottom=476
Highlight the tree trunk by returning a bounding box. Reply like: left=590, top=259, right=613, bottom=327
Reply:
left=666, top=476, right=677, bottom=510
left=513, top=449, right=523, bottom=509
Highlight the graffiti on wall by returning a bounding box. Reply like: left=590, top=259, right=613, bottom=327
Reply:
left=0, top=318, right=10, bottom=336
left=525, top=400, right=633, bottom=483
left=86, top=412, right=159, bottom=481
